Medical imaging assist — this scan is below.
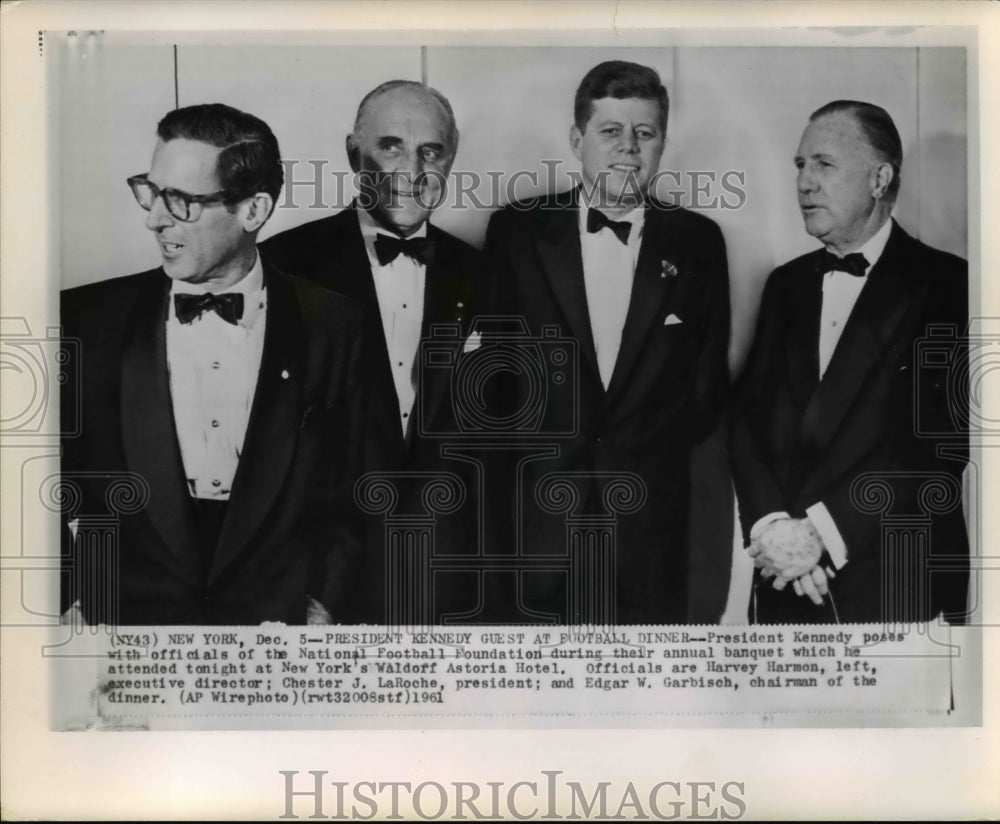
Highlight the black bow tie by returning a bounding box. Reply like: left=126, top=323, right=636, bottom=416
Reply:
left=374, top=233, right=435, bottom=267
left=817, top=250, right=870, bottom=277
left=586, top=208, right=632, bottom=245
left=174, top=292, right=244, bottom=325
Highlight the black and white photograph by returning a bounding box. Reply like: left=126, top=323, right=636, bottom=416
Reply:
left=52, top=34, right=973, bottom=629
left=1, top=1, right=997, bottom=820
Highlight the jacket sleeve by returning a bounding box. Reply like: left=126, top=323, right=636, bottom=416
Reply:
left=729, top=269, right=795, bottom=542
left=310, top=309, right=371, bottom=619
left=689, top=219, right=731, bottom=444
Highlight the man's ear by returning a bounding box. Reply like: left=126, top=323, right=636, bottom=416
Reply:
left=871, top=161, right=894, bottom=200
left=569, top=124, right=584, bottom=162
left=346, top=134, right=361, bottom=173
left=241, top=193, right=274, bottom=233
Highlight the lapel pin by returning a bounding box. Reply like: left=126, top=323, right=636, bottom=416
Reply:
left=660, top=260, right=679, bottom=278
left=281, top=369, right=289, bottom=380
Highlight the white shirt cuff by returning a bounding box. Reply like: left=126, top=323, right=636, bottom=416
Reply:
left=749, top=511, right=791, bottom=543
left=805, top=502, right=848, bottom=570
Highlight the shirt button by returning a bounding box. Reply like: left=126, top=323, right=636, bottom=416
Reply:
left=402, top=412, right=409, bottom=418
left=211, top=480, right=221, bottom=488
left=402, top=303, right=408, bottom=309
left=211, top=361, right=220, bottom=369
left=211, top=419, right=220, bottom=428
left=398, top=362, right=404, bottom=367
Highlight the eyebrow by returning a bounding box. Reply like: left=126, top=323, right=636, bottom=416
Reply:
left=793, top=152, right=836, bottom=163
left=375, top=136, right=448, bottom=153
left=596, top=119, right=659, bottom=130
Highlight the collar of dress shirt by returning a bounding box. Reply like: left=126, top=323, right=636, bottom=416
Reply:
left=577, top=200, right=645, bottom=246
left=169, top=250, right=266, bottom=329
left=357, top=205, right=429, bottom=255
left=824, top=217, right=893, bottom=276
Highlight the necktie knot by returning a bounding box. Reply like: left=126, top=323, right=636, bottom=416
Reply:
left=586, top=208, right=632, bottom=245
left=374, top=233, right=435, bottom=267
left=174, top=292, right=244, bottom=325
left=818, top=250, right=869, bottom=277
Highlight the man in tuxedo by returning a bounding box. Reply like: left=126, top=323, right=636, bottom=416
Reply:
left=484, top=61, right=731, bottom=624
left=730, top=100, right=969, bottom=624
left=61, top=103, right=367, bottom=625
left=260, top=81, right=486, bottom=623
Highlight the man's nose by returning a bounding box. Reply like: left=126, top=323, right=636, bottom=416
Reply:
left=797, top=167, right=817, bottom=193
left=395, top=149, right=423, bottom=182
left=144, top=194, right=174, bottom=231
left=619, top=129, right=640, bottom=153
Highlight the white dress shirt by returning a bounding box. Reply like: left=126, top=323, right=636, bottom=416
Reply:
left=818, top=218, right=892, bottom=378
left=166, top=253, right=266, bottom=500
left=750, top=219, right=894, bottom=571
left=357, top=208, right=427, bottom=436
left=578, top=204, right=645, bottom=389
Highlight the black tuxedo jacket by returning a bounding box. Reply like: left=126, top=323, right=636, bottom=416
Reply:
left=260, top=206, right=488, bottom=622
left=484, top=190, right=731, bottom=623
left=730, top=220, right=970, bottom=624
left=60, top=264, right=367, bottom=625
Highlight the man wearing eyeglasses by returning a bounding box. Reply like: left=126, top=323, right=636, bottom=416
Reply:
left=60, top=103, right=368, bottom=625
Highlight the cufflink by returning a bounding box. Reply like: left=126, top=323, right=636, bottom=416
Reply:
left=281, top=369, right=290, bottom=379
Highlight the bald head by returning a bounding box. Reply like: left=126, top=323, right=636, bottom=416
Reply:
left=353, top=80, right=458, bottom=151
left=346, top=80, right=459, bottom=236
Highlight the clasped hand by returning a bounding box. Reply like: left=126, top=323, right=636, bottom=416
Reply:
left=748, top=518, right=835, bottom=605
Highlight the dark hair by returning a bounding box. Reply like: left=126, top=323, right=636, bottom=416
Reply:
left=810, top=100, right=903, bottom=200
left=156, top=103, right=284, bottom=204
left=574, top=61, right=669, bottom=133
left=353, top=80, right=458, bottom=149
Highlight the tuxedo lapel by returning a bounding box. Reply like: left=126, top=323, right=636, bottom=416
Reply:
left=798, top=224, right=922, bottom=456
left=785, top=257, right=824, bottom=407
left=338, top=205, right=405, bottom=457
left=533, top=191, right=600, bottom=381
left=604, top=206, right=682, bottom=404
left=415, top=227, right=475, bottom=447
left=318, top=204, right=380, bottom=305
left=119, top=274, right=202, bottom=581
left=209, top=267, right=304, bottom=581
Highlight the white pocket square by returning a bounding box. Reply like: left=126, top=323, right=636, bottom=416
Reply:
left=663, top=314, right=683, bottom=326
left=463, top=331, right=483, bottom=353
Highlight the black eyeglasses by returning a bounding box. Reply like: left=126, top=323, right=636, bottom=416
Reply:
left=127, top=174, right=230, bottom=222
